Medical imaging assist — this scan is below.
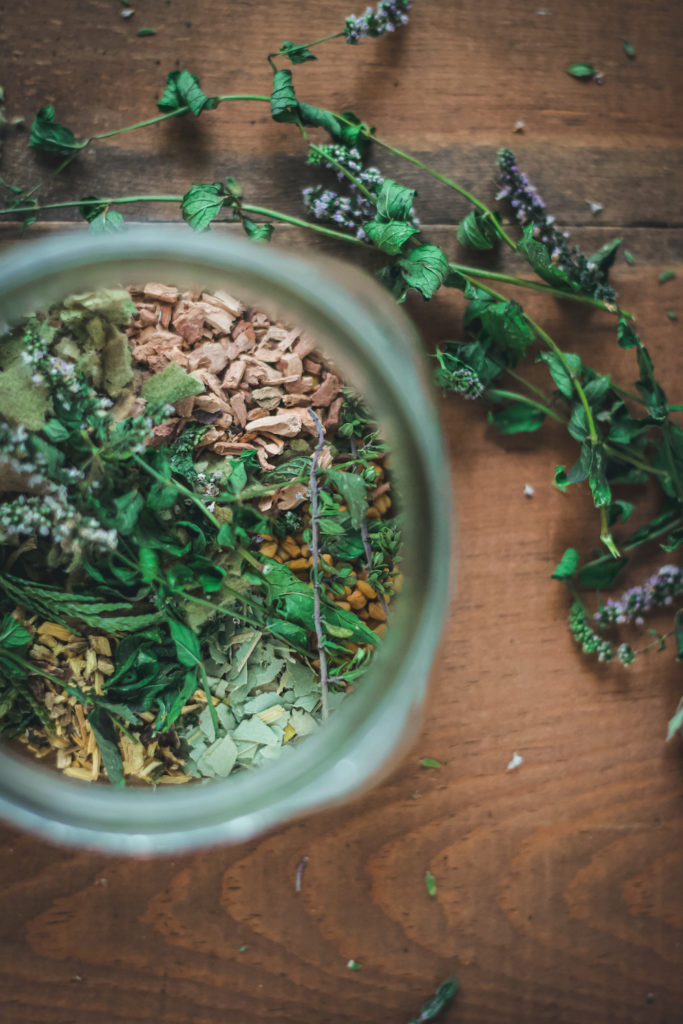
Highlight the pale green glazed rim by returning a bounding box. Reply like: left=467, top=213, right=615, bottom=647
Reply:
left=0, top=227, right=453, bottom=854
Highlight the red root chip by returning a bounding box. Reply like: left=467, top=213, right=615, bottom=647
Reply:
left=159, top=304, right=172, bottom=330
left=325, top=395, right=343, bottom=432
left=144, top=283, right=179, bottom=304
left=302, top=358, right=322, bottom=375
left=150, top=420, right=181, bottom=447
left=204, top=290, right=244, bottom=317
left=310, top=372, right=340, bottom=408
left=201, top=304, right=236, bottom=335
left=232, top=320, right=256, bottom=347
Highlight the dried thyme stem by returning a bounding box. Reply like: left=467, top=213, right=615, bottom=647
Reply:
left=308, top=409, right=329, bottom=719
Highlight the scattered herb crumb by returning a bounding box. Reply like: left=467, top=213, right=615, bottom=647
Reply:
left=513, top=120, right=525, bottom=133
left=420, top=757, right=441, bottom=769
left=624, top=249, right=635, bottom=265
left=586, top=200, right=603, bottom=215
left=666, top=311, right=678, bottom=321
left=408, top=977, right=459, bottom=1024
left=425, top=870, right=437, bottom=897
left=523, top=483, right=535, bottom=498
left=658, top=270, right=676, bottom=284
left=623, top=40, right=636, bottom=59
left=567, top=62, right=596, bottom=80
left=121, top=9, right=134, bottom=19
left=506, top=751, right=524, bottom=771
left=239, top=945, right=248, bottom=953
left=295, top=855, right=309, bottom=893
left=347, top=959, right=361, bottom=971
left=137, top=27, right=156, bottom=36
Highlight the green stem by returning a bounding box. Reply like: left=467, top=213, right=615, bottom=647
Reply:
left=486, top=388, right=566, bottom=424
left=662, top=421, right=683, bottom=503
left=239, top=203, right=374, bottom=247
left=579, top=513, right=683, bottom=575
left=0, top=195, right=182, bottom=217
left=91, top=95, right=270, bottom=142
left=448, top=262, right=633, bottom=320
left=308, top=143, right=377, bottom=204
left=268, top=32, right=344, bottom=63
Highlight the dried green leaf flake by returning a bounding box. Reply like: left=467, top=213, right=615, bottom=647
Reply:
left=623, top=40, right=636, bottom=59
left=425, top=870, right=437, bottom=897
left=658, top=270, right=676, bottom=284
left=567, top=62, right=596, bottom=79
left=420, top=757, right=441, bottom=769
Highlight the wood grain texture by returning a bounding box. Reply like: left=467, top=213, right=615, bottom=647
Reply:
left=0, top=1, right=682, bottom=1022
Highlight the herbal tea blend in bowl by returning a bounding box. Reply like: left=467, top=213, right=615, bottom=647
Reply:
left=1, top=282, right=400, bottom=785
left=0, top=229, right=450, bottom=853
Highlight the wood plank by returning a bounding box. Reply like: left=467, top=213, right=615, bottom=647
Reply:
left=0, top=0, right=682, bottom=1022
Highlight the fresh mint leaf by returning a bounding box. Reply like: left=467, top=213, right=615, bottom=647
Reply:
left=624, top=249, right=635, bottom=265
left=488, top=403, right=545, bottom=434
left=270, top=69, right=299, bottom=123
left=327, top=469, right=367, bottom=530
left=29, top=106, right=82, bottom=155
left=181, top=183, right=226, bottom=231
left=374, top=178, right=416, bottom=222
left=457, top=209, right=497, bottom=250
left=579, top=556, right=628, bottom=588
left=280, top=40, right=317, bottom=64
left=88, top=707, right=125, bottom=787
left=658, top=270, right=676, bottom=284
left=617, top=317, right=639, bottom=349
left=363, top=218, right=419, bottom=254
left=551, top=548, right=580, bottom=580
left=137, top=27, right=156, bottom=36
left=634, top=342, right=668, bottom=421
left=89, top=209, right=125, bottom=233
left=158, top=69, right=218, bottom=116
left=607, top=499, right=635, bottom=525
left=667, top=697, right=683, bottom=741
left=169, top=619, right=202, bottom=667
left=465, top=295, right=536, bottom=365
left=518, top=224, right=578, bottom=291
left=589, top=237, right=621, bottom=273
left=397, top=244, right=449, bottom=300
left=241, top=216, right=274, bottom=242
left=567, top=62, right=596, bottom=79
left=588, top=445, right=611, bottom=508
left=567, top=403, right=590, bottom=442
left=0, top=614, right=32, bottom=650
left=537, top=350, right=581, bottom=399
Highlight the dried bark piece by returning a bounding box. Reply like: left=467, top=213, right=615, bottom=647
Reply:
left=229, top=392, right=248, bottom=428
left=222, top=359, right=247, bottom=390
left=302, top=357, right=321, bottom=375
left=257, top=448, right=276, bottom=472
left=213, top=441, right=258, bottom=455
left=279, top=353, right=303, bottom=379
left=251, top=386, right=284, bottom=410
left=204, top=290, right=244, bottom=317
left=275, top=482, right=309, bottom=510
left=243, top=359, right=283, bottom=387
left=244, top=412, right=303, bottom=437
left=231, top=320, right=256, bottom=349
left=200, top=304, right=236, bottom=335
left=173, top=305, right=205, bottom=345
left=143, top=283, right=179, bottom=304
left=187, top=341, right=231, bottom=376
left=293, top=336, right=315, bottom=359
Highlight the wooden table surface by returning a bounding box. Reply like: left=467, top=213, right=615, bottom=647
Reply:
left=1, top=1, right=682, bottom=1021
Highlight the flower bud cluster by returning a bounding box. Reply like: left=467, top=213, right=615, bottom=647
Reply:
left=344, top=0, right=411, bottom=43
left=595, top=565, right=682, bottom=627
left=497, top=148, right=617, bottom=305
left=303, top=144, right=418, bottom=241
left=434, top=349, right=485, bottom=400
left=0, top=492, right=117, bottom=554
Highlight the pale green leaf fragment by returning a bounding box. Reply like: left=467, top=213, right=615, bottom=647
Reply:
left=420, top=757, right=442, bottom=769
left=142, top=360, right=205, bottom=405
left=289, top=708, right=318, bottom=737
left=425, top=870, right=437, bottom=897
left=196, top=733, right=238, bottom=777
left=233, top=716, right=280, bottom=746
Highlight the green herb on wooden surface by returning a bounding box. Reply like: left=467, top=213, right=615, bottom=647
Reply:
left=425, top=870, right=437, bottom=897
left=420, top=757, right=442, bottom=769
left=408, top=977, right=459, bottom=1024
